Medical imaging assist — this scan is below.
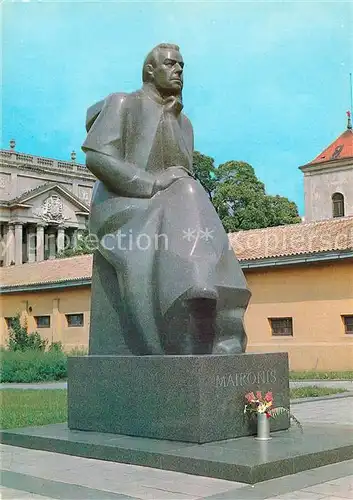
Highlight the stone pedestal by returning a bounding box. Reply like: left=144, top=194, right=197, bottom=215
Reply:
left=68, top=353, right=290, bottom=444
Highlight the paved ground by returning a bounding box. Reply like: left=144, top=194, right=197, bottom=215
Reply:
left=1, top=396, right=353, bottom=499
left=1, top=380, right=352, bottom=391
left=290, top=380, right=353, bottom=391
left=0, top=382, right=68, bottom=390
left=1, top=444, right=352, bottom=500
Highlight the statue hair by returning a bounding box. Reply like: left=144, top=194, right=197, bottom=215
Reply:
left=142, top=43, right=180, bottom=83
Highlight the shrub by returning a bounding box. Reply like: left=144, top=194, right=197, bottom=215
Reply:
left=1, top=350, right=67, bottom=383
left=48, top=341, right=64, bottom=353
left=67, top=347, right=88, bottom=356
left=7, top=315, right=47, bottom=352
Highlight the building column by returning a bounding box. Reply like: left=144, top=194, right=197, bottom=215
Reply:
left=48, top=229, right=57, bottom=260
left=15, top=223, right=23, bottom=266
left=0, top=224, right=4, bottom=266
left=71, top=229, right=78, bottom=250
left=36, top=225, right=45, bottom=262
left=5, top=224, right=15, bottom=266
left=27, top=226, right=36, bottom=263
left=57, top=227, right=65, bottom=255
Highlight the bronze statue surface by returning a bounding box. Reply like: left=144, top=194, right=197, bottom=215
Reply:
left=83, top=43, right=251, bottom=355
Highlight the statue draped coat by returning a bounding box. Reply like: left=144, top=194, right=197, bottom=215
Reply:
left=82, top=87, right=251, bottom=355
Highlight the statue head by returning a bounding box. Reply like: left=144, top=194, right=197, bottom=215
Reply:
left=142, top=43, right=184, bottom=96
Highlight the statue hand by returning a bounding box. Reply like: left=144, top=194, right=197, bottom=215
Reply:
left=152, top=167, right=191, bottom=195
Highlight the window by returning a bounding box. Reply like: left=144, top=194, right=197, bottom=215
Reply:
left=5, top=317, right=15, bottom=330
left=66, top=313, right=84, bottom=327
left=331, top=145, right=343, bottom=160
left=342, top=315, right=353, bottom=335
left=35, top=316, right=51, bottom=328
left=269, top=317, right=293, bottom=336
left=332, top=193, right=345, bottom=218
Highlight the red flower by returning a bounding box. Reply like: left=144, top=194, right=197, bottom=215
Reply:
left=256, top=391, right=262, bottom=400
left=265, top=391, right=273, bottom=402
left=265, top=412, right=271, bottom=419
left=245, top=392, right=255, bottom=402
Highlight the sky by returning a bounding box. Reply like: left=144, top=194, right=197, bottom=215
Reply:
left=2, top=0, right=353, bottom=215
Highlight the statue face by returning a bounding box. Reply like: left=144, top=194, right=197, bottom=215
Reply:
left=152, top=48, right=184, bottom=94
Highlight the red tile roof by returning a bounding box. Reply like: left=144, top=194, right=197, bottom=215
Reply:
left=0, top=255, right=93, bottom=288
left=1, top=217, right=352, bottom=288
left=307, top=128, right=353, bottom=165
left=229, top=216, right=353, bottom=261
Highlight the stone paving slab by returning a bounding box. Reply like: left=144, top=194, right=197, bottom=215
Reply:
left=289, top=381, right=353, bottom=391
left=1, top=471, right=138, bottom=500
left=204, top=460, right=353, bottom=499
left=292, top=397, right=353, bottom=425
left=0, top=486, right=53, bottom=500
left=1, top=445, right=352, bottom=500
left=1, top=444, right=241, bottom=499
left=0, top=382, right=68, bottom=390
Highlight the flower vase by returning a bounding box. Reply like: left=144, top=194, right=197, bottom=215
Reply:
left=255, top=412, right=272, bottom=440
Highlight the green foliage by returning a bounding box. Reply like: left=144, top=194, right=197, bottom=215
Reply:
left=270, top=406, right=303, bottom=432
left=290, top=371, right=353, bottom=380
left=266, top=195, right=302, bottom=228
left=212, top=161, right=301, bottom=232
left=1, top=350, right=67, bottom=383
left=192, top=151, right=218, bottom=202
left=48, top=341, right=64, bottom=353
left=7, top=315, right=47, bottom=352
left=0, top=390, right=67, bottom=429
left=290, top=386, right=347, bottom=399
left=57, top=229, right=93, bottom=258
left=67, top=347, right=88, bottom=356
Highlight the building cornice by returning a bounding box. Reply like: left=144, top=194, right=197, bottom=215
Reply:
left=299, top=157, right=353, bottom=174
left=1, top=150, right=95, bottom=182
left=0, top=278, right=92, bottom=294
left=240, top=250, right=353, bottom=269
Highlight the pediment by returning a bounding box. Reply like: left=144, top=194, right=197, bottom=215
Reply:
left=11, top=183, right=89, bottom=210
left=9, top=183, right=90, bottom=225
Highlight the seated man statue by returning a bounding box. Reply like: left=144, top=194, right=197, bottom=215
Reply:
left=82, top=43, right=251, bottom=356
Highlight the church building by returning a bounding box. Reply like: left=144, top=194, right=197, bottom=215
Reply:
left=300, top=111, right=353, bottom=221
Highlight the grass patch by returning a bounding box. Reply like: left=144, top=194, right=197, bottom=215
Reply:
left=289, top=371, right=353, bottom=380
left=1, top=350, right=67, bottom=383
left=0, top=390, right=67, bottom=429
left=0, top=385, right=348, bottom=430
left=290, top=386, right=347, bottom=399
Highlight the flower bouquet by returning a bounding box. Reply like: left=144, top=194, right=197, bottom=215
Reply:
left=244, top=391, right=302, bottom=440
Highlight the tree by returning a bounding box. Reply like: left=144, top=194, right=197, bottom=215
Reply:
left=192, top=151, right=218, bottom=202
left=266, top=195, right=301, bottom=228
left=7, top=314, right=47, bottom=351
left=212, top=161, right=301, bottom=232
left=57, top=229, right=94, bottom=258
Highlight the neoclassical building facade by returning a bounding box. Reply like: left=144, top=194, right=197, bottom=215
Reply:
left=0, top=146, right=95, bottom=266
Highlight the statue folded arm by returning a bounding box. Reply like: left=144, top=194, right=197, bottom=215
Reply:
left=83, top=93, right=190, bottom=198
left=82, top=93, right=157, bottom=198
left=85, top=149, right=156, bottom=198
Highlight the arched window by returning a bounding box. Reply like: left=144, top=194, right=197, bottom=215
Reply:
left=332, top=192, right=345, bottom=218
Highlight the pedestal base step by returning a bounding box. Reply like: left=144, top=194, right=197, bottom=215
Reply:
left=1, top=423, right=352, bottom=484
